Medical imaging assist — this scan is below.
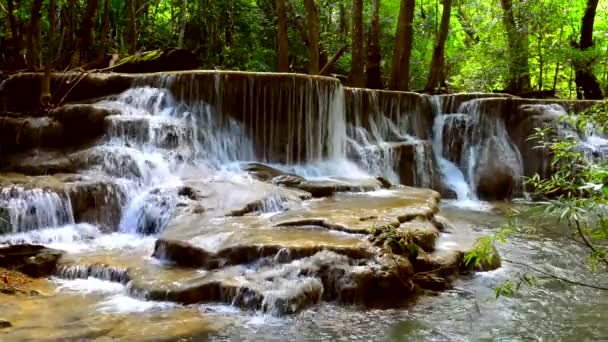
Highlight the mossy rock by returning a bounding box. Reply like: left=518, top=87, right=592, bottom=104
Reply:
left=112, top=49, right=198, bottom=73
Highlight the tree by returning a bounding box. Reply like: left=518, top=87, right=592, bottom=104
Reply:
left=424, top=0, right=452, bottom=93
left=127, top=0, right=137, bottom=54
left=26, top=0, right=43, bottom=69
left=97, top=0, right=111, bottom=60
left=573, top=0, right=603, bottom=100
left=41, top=0, right=56, bottom=107
left=178, top=0, right=188, bottom=49
left=366, top=0, right=384, bottom=89
left=390, top=0, right=415, bottom=91
left=350, top=0, right=365, bottom=87
left=74, top=0, right=99, bottom=66
left=304, top=0, right=320, bottom=74
left=500, top=0, right=531, bottom=94
left=276, top=0, right=289, bottom=72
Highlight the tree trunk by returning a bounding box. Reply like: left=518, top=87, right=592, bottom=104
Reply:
left=349, top=0, right=364, bottom=87
left=304, top=0, right=319, bottom=75
left=389, top=0, right=415, bottom=91
left=127, top=0, right=137, bottom=54
left=276, top=0, right=289, bottom=72
left=76, top=0, right=99, bottom=65
left=304, top=0, right=320, bottom=74
left=41, top=0, right=56, bottom=107
left=574, top=0, right=603, bottom=99
left=366, top=0, right=383, bottom=89
left=425, top=0, right=452, bottom=93
left=178, top=0, right=187, bottom=48
left=339, top=3, right=348, bottom=43
left=26, top=0, right=43, bottom=70
left=7, top=0, right=25, bottom=69
left=500, top=0, right=531, bottom=94
left=97, top=0, right=111, bottom=60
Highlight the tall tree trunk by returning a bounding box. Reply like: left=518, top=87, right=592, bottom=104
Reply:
left=41, top=0, right=56, bottom=107
left=350, top=0, right=364, bottom=87
left=366, top=0, right=383, bottom=89
left=303, top=0, right=320, bottom=74
left=574, top=0, right=603, bottom=99
left=26, top=0, right=43, bottom=70
left=425, top=0, right=452, bottom=93
left=127, top=0, right=137, bottom=54
left=62, top=0, right=76, bottom=67
left=339, top=3, right=348, bottom=43
left=389, top=0, right=415, bottom=91
left=97, top=0, right=111, bottom=60
left=276, top=0, right=289, bottom=72
left=76, top=0, right=99, bottom=65
left=7, top=0, right=25, bottom=69
left=178, top=0, right=187, bottom=48
left=500, top=0, right=531, bottom=94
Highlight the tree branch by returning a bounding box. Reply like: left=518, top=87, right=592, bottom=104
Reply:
left=319, top=45, right=348, bottom=76
left=575, top=220, right=608, bottom=267
left=504, top=258, right=608, bottom=291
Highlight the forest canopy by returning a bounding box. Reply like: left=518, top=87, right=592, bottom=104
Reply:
left=0, top=0, right=607, bottom=98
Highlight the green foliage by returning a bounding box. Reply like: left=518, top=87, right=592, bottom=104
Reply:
left=1, top=0, right=607, bottom=97
left=370, top=224, right=420, bottom=259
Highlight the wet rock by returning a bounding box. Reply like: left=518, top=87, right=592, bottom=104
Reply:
left=227, top=195, right=287, bottom=217
left=66, top=180, right=127, bottom=233
left=0, top=104, right=119, bottom=156
left=474, top=136, right=522, bottom=200
left=431, top=215, right=454, bottom=233
left=376, top=176, right=392, bottom=189
left=54, top=263, right=130, bottom=284
left=464, top=238, right=501, bottom=272
left=0, top=244, right=63, bottom=278
left=275, top=218, right=368, bottom=235
left=0, top=72, right=134, bottom=112
left=242, top=163, right=290, bottom=181
left=153, top=239, right=373, bottom=269
left=112, top=49, right=199, bottom=74
left=398, top=218, right=440, bottom=252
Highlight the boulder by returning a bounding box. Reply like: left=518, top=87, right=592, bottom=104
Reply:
left=0, top=244, right=63, bottom=278
left=474, top=136, right=523, bottom=200
left=0, top=104, right=119, bottom=156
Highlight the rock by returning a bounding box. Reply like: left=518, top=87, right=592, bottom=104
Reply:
left=0, top=320, right=12, bottom=329
left=153, top=238, right=373, bottom=269
left=0, top=244, right=63, bottom=278
left=112, top=49, right=198, bottom=74
left=376, top=176, right=392, bottom=189
left=0, top=104, right=119, bottom=157
left=464, top=238, right=501, bottom=272
left=0, top=72, right=134, bottom=112
left=474, top=136, right=523, bottom=200
left=398, top=218, right=440, bottom=252
left=66, top=180, right=127, bottom=233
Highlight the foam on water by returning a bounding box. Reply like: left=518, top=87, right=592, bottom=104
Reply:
left=98, top=294, right=177, bottom=314
left=53, top=277, right=126, bottom=295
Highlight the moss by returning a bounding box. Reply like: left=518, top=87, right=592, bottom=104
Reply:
left=369, top=225, right=420, bottom=260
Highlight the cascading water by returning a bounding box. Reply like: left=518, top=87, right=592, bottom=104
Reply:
left=431, top=97, right=476, bottom=201
left=0, top=186, right=74, bottom=233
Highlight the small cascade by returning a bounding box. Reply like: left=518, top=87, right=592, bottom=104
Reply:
left=54, top=263, right=131, bottom=284
left=342, top=88, right=436, bottom=185
left=0, top=186, right=74, bottom=233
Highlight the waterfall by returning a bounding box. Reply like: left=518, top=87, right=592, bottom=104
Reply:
left=431, top=97, right=475, bottom=201
left=0, top=186, right=74, bottom=233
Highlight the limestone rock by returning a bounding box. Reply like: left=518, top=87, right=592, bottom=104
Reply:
left=474, top=136, right=523, bottom=200
left=0, top=244, right=63, bottom=278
